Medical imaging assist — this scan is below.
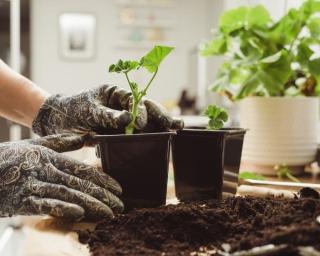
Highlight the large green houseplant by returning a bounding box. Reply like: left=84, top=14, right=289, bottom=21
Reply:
left=201, top=0, right=320, bottom=175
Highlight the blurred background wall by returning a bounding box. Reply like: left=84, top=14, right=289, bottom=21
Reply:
left=30, top=0, right=221, bottom=102
left=0, top=0, right=305, bottom=143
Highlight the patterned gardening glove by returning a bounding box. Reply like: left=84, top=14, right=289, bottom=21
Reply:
left=32, top=84, right=184, bottom=136
left=0, top=134, right=123, bottom=221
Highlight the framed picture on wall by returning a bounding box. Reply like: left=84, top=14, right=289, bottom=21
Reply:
left=59, top=13, right=96, bottom=60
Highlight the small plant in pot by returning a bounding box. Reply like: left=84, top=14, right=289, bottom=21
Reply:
left=172, top=105, right=246, bottom=202
left=95, top=46, right=175, bottom=209
left=201, top=1, right=320, bottom=175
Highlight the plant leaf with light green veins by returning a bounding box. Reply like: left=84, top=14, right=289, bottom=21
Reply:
left=140, top=45, right=174, bottom=73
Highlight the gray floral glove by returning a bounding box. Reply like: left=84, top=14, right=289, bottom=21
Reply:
left=0, top=134, right=123, bottom=221
left=32, top=84, right=184, bottom=136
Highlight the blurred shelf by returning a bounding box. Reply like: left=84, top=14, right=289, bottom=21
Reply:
left=116, top=0, right=175, bottom=8
left=115, top=40, right=175, bottom=49
left=118, top=20, right=175, bottom=29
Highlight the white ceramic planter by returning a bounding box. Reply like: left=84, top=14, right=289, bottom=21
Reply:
left=239, top=97, right=319, bottom=175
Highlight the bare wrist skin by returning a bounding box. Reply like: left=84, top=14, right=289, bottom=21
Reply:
left=0, top=59, right=48, bottom=127
left=16, top=79, right=48, bottom=127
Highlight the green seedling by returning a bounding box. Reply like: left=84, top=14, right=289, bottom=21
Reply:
left=275, top=164, right=300, bottom=182
left=239, top=171, right=266, bottom=180
left=203, top=105, right=229, bottom=130
left=109, top=45, right=174, bottom=134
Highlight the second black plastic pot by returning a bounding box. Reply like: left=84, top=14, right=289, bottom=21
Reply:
left=172, top=128, right=246, bottom=201
left=95, top=132, right=174, bottom=210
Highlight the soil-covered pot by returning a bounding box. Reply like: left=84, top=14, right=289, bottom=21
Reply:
left=172, top=128, right=246, bottom=201
left=240, top=97, right=319, bottom=175
left=95, top=132, right=174, bottom=209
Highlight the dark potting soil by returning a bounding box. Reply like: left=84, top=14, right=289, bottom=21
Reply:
left=78, top=192, right=320, bottom=256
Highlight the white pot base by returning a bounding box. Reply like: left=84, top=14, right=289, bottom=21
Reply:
left=240, top=161, right=305, bottom=176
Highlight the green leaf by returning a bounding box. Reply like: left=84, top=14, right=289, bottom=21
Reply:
left=236, top=58, right=287, bottom=99
left=201, top=36, right=227, bottom=56
left=219, top=5, right=270, bottom=35
left=203, top=105, right=229, bottom=130
left=259, top=50, right=292, bottom=95
left=236, top=72, right=260, bottom=99
left=118, top=59, right=124, bottom=68
left=269, top=9, right=303, bottom=45
left=209, top=69, right=233, bottom=96
left=208, top=119, right=224, bottom=129
left=256, top=70, right=284, bottom=96
left=140, top=45, right=174, bottom=73
left=210, top=62, right=249, bottom=97
left=302, top=0, right=320, bottom=18
left=210, top=75, right=229, bottom=93
left=307, top=17, right=320, bottom=39
left=127, top=61, right=140, bottom=72
left=230, top=67, right=251, bottom=84
left=109, top=64, right=116, bottom=72
left=236, top=51, right=291, bottom=98
left=260, top=51, right=282, bottom=63
left=239, top=36, right=264, bottom=62
left=247, top=5, right=271, bottom=28
left=308, top=57, right=320, bottom=77
left=219, top=6, right=248, bottom=34
left=108, top=60, right=140, bottom=73
left=239, top=171, right=266, bottom=180
left=297, top=41, right=313, bottom=67
left=315, top=76, right=320, bottom=95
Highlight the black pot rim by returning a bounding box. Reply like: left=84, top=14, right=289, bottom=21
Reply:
left=178, top=127, right=247, bottom=136
left=94, top=131, right=176, bottom=142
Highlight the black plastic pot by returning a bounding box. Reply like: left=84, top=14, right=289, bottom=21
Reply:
left=95, top=132, right=174, bottom=210
left=172, top=128, right=246, bottom=201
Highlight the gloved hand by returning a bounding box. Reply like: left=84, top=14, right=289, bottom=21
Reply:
left=32, top=84, right=184, bottom=136
left=0, top=134, right=123, bottom=221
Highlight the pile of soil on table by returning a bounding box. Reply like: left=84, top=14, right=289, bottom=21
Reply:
left=78, top=190, right=320, bottom=256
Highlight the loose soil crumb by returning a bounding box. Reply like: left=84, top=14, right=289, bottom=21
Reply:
left=78, top=195, right=320, bottom=256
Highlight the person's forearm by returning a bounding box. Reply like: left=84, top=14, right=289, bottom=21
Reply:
left=0, top=59, right=48, bottom=127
